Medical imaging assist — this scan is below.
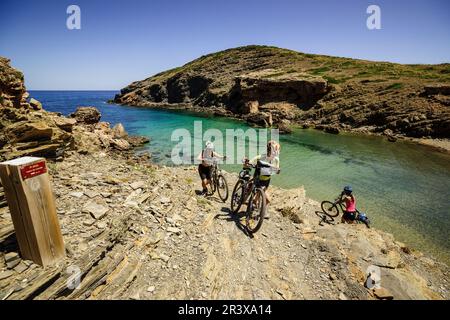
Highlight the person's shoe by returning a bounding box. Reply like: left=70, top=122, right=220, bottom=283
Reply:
left=200, top=189, right=207, bottom=196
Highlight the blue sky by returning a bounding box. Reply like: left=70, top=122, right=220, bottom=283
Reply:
left=0, top=0, right=449, bottom=90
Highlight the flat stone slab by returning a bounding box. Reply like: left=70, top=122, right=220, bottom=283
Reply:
left=6, top=259, right=20, bottom=269
left=14, top=262, right=29, bottom=274
left=373, top=287, right=394, bottom=300
left=82, top=201, right=109, bottom=220
left=4, top=252, right=19, bottom=263
left=0, top=270, right=15, bottom=280
left=130, top=181, right=146, bottom=190
left=84, top=190, right=100, bottom=199
left=69, top=191, right=84, bottom=198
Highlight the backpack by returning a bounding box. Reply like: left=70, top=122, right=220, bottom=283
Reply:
left=202, top=147, right=214, bottom=165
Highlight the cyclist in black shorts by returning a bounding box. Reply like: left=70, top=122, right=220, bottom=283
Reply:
left=197, top=141, right=225, bottom=196
left=244, top=140, right=281, bottom=205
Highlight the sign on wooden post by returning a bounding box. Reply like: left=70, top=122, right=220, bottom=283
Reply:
left=0, top=157, right=65, bottom=266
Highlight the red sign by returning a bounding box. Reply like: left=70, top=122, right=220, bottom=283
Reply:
left=20, top=161, right=47, bottom=180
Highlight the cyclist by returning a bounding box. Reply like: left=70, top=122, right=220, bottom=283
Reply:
left=244, top=140, right=281, bottom=210
left=339, top=185, right=357, bottom=223
left=197, top=141, right=225, bottom=196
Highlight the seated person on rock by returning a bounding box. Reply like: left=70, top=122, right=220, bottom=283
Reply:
left=339, top=185, right=357, bottom=223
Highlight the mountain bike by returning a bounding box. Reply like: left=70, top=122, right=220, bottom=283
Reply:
left=230, top=160, right=279, bottom=233
left=320, top=194, right=371, bottom=228
left=206, top=158, right=229, bottom=202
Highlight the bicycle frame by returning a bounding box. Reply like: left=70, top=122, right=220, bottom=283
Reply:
left=333, top=196, right=347, bottom=214
left=208, top=159, right=221, bottom=185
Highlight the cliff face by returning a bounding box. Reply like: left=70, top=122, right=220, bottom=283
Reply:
left=0, top=57, right=148, bottom=161
left=114, top=45, right=450, bottom=138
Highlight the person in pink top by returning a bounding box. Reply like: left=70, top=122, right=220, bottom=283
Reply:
left=340, top=185, right=357, bottom=223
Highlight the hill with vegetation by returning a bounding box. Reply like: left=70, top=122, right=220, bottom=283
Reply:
left=114, top=45, right=450, bottom=139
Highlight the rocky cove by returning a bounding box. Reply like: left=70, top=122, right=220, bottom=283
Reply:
left=1, top=57, right=449, bottom=300
left=113, top=46, right=450, bottom=147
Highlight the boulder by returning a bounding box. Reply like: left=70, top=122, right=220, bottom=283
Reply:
left=54, top=117, right=77, bottom=132
left=110, top=138, right=131, bottom=151
left=373, top=287, right=394, bottom=300
left=5, top=143, right=61, bottom=159
left=278, top=120, right=292, bottom=134
left=29, top=98, right=42, bottom=110
left=5, top=252, right=21, bottom=269
left=71, top=107, right=101, bottom=124
left=242, top=100, right=259, bottom=114
left=127, top=135, right=150, bottom=147
left=112, top=123, right=128, bottom=139
left=246, top=112, right=273, bottom=127
left=130, top=181, right=146, bottom=190
left=383, top=129, right=397, bottom=142
left=7, top=121, right=53, bottom=142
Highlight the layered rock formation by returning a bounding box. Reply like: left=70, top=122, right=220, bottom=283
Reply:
left=0, top=154, right=448, bottom=300
left=113, top=45, right=450, bottom=138
left=0, top=57, right=149, bottom=161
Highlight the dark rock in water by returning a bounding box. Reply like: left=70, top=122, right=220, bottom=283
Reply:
left=70, top=107, right=101, bottom=124
left=387, top=135, right=397, bottom=142
left=302, top=122, right=312, bottom=129
left=245, top=112, right=273, bottom=128
left=277, top=121, right=292, bottom=134
left=316, top=125, right=339, bottom=134
left=383, top=129, right=397, bottom=142
left=127, top=135, right=150, bottom=147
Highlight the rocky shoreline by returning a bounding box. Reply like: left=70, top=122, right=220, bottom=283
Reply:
left=108, top=99, right=450, bottom=153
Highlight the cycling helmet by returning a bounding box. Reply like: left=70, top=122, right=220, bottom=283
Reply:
left=205, top=141, right=214, bottom=149
left=343, top=185, right=353, bottom=194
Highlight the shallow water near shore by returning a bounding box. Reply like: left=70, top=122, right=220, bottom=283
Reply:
left=31, top=90, right=450, bottom=265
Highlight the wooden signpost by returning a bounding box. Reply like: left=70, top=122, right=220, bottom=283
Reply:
left=0, top=157, right=65, bottom=267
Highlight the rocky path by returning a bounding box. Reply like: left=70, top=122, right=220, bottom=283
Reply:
left=0, top=152, right=449, bottom=300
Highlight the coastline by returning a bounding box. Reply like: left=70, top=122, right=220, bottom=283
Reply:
left=109, top=100, right=450, bottom=153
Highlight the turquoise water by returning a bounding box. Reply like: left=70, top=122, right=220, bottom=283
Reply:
left=31, top=91, right=450, bottom=264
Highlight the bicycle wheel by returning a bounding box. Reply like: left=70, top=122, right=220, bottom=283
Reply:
left=321, top=201, right=339, bottom=217
left=246, top=188, right=266, bottom=234
left=217, top=174, right=229, bottom=202
left=231, top=180, right=245, bottom=213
